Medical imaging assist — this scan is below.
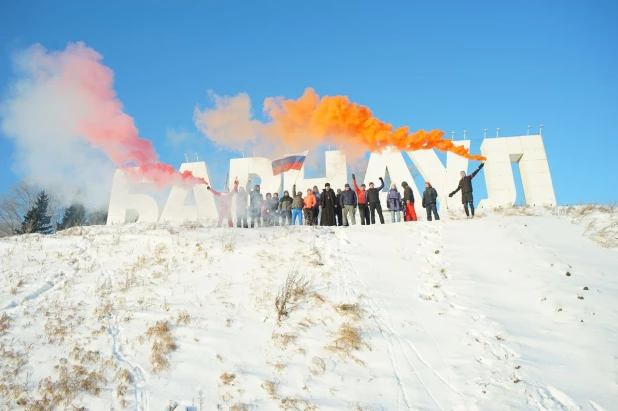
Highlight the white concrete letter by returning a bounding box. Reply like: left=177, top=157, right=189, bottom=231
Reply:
left=282, top=150, right=347, bottom=194
left=228, top=157, right=282, bottom=195
left=365, top=147, right=423, bottom=216
left=106, top=169, right=159, bottom=224
left=478, top=134, right=556, bottom=208
left=407, top=140, right=472, bottom=209
left=160, top=162, right=218, bottom=222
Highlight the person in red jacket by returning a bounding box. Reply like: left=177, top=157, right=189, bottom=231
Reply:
left=207, top=178, right=239, bottom=227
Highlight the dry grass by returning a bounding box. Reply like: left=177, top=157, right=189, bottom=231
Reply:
left=325, top=323, right=370, bottom=366
left=272, top=331, right=298, bottom=348
left=280, top=397, right=318, bottom=410
left=267, top=362, right=286, bottom=372
left=310, top=356, right=326, bottom=376
left=176, top=310, right=191, bottom=325
left=220, top=372, right=236, bottom=385
left=231, top=403, right=250, bottom=411
left=0, top=313, right=10, bottom=335
left=219, top=231, right=237, bottom=253
left=275, top=268, right=311, bottom=323
left=261, top=380, right=276, bottom=396
left=335, top=303, right=364, bottom=322
left=145, top=320, right=177, bottom=372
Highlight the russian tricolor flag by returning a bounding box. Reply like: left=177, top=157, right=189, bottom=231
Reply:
left=272, top=150, right=309, bottom=176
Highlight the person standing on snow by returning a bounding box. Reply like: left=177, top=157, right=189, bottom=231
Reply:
left=422, top=181, right=440, bottom=221
left=319, top=183, right=337, bottom=226
left=278, top=190, right=293, bottom=226
left=401, top=181, right=418, bottom=222
left=246, top=179, right=263, bottom=228
left=208, top=178, right=239, bottom=227
left=303, top=188, right=317, bottom=226
left=351, top=174, right=370, bottom=225
left=386, top=183, right=403, bottom=223
left=366, top=177, right=385, bottom=224
left=335, top=188, right=343, bottom=226
left=270, top=193, right=281, bottom=226
left=339, top=183, right=357, bottom=226
left=448, top=162, right=485, bottom=219
left=312, top=186, right=321, bottom=225
left=235, top=186, right=249, bottom=228
left=291, top=185, right=304, bottom=226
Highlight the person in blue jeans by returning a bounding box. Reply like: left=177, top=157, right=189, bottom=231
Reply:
left=386, top=183, right=403, bottom=223
left=291, top=185, right=304, bottom=225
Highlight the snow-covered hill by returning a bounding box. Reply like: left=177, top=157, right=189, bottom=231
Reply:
left=1, top=206, right=617, bottom=410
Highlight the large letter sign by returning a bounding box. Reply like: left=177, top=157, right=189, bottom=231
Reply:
left=478, top=135, right=555, bottom=208
left=106, top=134, right=556, bottom=224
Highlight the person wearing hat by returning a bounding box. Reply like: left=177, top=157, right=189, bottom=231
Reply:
left=448, top=162, right=485, bottom=218
left=339, top=183, right=358, bottom=226
left=319, top=183, right=337, bottom=226
left=422, top=181, right=440, bottom=221
left=351, top=173, right=370, bottom=225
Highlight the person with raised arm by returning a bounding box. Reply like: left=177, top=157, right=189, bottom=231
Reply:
left=207, top=177, right=239, bottom=227
left=291, top=184, right=304, bottom=226
left=366, top=177, right=385, bottom=224
left=448, top=162, right=485, bottom=219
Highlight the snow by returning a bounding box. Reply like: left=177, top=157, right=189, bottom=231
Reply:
left=0, top=206, right=616, bottom=410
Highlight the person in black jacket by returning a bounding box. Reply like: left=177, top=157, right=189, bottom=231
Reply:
left=335, top=189, right=343, bottom=226
left=366, top=177, right=385, bottom=224
left=449, top=162, right=485, bottom=218
left=278, top=190, right=293, bottom=225
left=422, top=181, right=440, bottom=221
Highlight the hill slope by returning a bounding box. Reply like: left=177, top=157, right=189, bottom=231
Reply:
left=1, top=210, right=617, bottom=410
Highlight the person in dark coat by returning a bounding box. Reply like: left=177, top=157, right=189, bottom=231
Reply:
left=335, top=189, right=343, bottom=226
left=246, top=179, right=263, bottom=228
left=449, top=162, right=484, bottom=218
left=319, top=183, right=337, bottom=226
left=291, top=184, right=304, bottom=225
left=422, top=181, right=440, bottom=221
left=278, top=190, right=293, bottom=225
left=235, top=186, right=249, bottom=228
left=401, top=181, right=418, bottom=222
left=366, top=177, right=385, bottom=224
left=339, top=183, right=357, bottom=226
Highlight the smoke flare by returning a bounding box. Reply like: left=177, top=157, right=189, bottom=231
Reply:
left=1, top=41, right=206, bottom=202
left=195, top=88, right=486, bottom=160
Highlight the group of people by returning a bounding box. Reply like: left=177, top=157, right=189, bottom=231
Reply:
left=207, top=162, right=485, bottom=227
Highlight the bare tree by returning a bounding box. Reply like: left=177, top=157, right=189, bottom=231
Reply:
left=0, top=181, right=64, bottom=237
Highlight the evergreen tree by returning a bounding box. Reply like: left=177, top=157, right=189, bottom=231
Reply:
left=88, top=209, right=108, bottom=226
left=58, top=203, right=86, bottom=231
left=17, top=191, right=53, bottom=234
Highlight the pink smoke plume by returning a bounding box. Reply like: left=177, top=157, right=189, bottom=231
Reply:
left=29, top=42, right=206, bottom=187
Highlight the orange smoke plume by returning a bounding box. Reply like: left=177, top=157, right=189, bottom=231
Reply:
left=264, top=88, right=486, bottom=161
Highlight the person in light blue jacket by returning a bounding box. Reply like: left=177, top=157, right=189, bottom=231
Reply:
left=386, top=184, right=403, bottom=223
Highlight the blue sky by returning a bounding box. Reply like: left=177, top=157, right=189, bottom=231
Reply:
left=0, top=0, right=616, bottom=205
